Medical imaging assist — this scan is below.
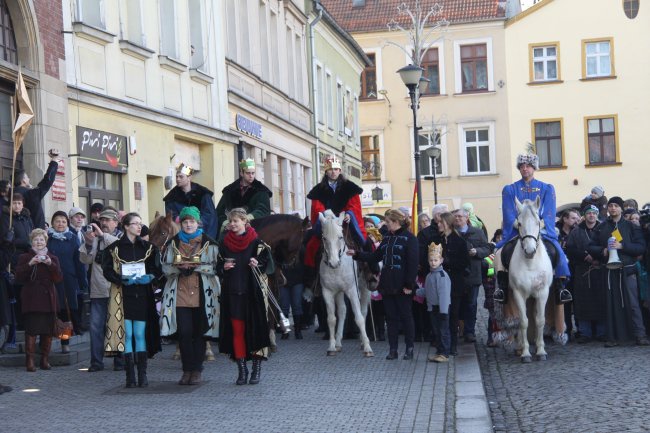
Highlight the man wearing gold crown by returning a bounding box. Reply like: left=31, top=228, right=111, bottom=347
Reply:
left=163, top=163, right=218, bottom=239
left=304, top=155, right=366, bottom=277
left=493, top=153, right=572, bottom=305
left=216, top=158, right=272, bottom=235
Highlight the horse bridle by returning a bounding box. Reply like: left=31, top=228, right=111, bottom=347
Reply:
left=517, top=207, right=541, bottom=252
left=322, top=233, right=346, bottom=269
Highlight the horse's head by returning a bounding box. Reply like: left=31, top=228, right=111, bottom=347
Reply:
left=149, top=212, right=180, bottom=249
left=319, top=210, right=345, bottom=268
left=514, top=197, right=542, bottom=259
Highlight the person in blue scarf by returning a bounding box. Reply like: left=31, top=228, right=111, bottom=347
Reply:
left=493, top=153, right=572, bottom=305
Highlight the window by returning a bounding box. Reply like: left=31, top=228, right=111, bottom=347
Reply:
left=586, top=116, right=617, bottom=165
left=295, top=34, right=304, bottom=103
left=458, top=122, right=495, bottom=175
left=623, top=0, right=639, bottom=19
left=189, top=0, right=206, bottom=70
left=326, top=72, right=334, bottom=130
left=531, top=44, right=558, bottom=82
left=159, top=0, right=177, bottom=58
left=533, top=120, right=563, bottom=168
left=78, top=0, right=103, bottom=29
left=286, top=28, right=295, bottom=98
left=0, top=0, right=17, bottom=64
left=420, top=48, right=440, bottom=95
left=361, top=135, right=381, bottom=181
left=460, top=44, right=488, bottom=92
left=270, top=10, right=280, bottom=85
left=418, top=128, right=444, bottom=176
left=336, top=82, right=344, bottom=135
left=360, top=53, right=377, bottom=99
left=226, top=0, right=237, bottom=60
left=316, top=64, right=324, bottom=125
left=258, top=2, right=269, bottom=80
left=583, top=39, right=614, bottom=78
left=239, top=0, right=250, bottom=68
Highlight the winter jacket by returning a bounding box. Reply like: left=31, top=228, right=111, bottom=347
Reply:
left=442, top=231, right=471, bottom=298
left=0, top=206, right=34, bottom=254
left=457, top=225, right=492, bottom=286
left=15, top=251, right=63, bottom=313
left=47, top=230, right=87, bottom=310
left=164, top=182, right=217, bottom=239
left=588, top=217, right=646, bottom=268
left=79, top=231, right=120, bottom=298
left=417, top=221, right=442, bottom=278
left=354, top=226, right=418, bottom=296
left=216, top=179, right=272, bottom=227
left=13, top=160, right=58, bottom=229
left=566, top=221, right=601, bottom=264
left=580, top=195, right=608, bottom=221
left=416, top=266, right=451, bottom=314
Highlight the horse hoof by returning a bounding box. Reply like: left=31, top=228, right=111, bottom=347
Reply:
left=172, top=353, right=180, bottom=360
left=364, top=351, right=374, bottom=358
left=536, top=354, right=547, bottom=361
left=521, top=356, right=532, bottom=363
left=335, top=346, right=342, bottom=352
left=205, top=353, right=215, bottom=362
left=270, top=345, right=277, bottom=353
left=327, top=350, right=337, bottom=356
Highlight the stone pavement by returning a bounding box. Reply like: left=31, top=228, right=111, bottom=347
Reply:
left=475, top=297, right=650, bottom=433
left=0, top=327, right=491, bottom=433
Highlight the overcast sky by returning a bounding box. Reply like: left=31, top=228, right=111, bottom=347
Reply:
left=521, top=0, right=537, bottom=9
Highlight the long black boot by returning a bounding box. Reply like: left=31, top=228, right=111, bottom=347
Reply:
left=294, top=315, right=303, bottom=339
left=249, top=359, right=261, bottom=385
left=554, top=278, right=573, bottom=304
left=136, top=352, right=148, bottom=388
left=124, top=353, right=136, bottom=388
left=494, top=271, right=509, bottom=304
left=236, top=359, right=248, bottom=385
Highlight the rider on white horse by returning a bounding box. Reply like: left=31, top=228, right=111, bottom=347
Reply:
left=493, top=153, right=572, bottom=305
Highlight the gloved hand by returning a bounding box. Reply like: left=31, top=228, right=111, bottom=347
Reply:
left=121, top=275, right=138, bottom=286
left=4, top=228, right=14, bottom=243
left=135, top=274, right=154, bottom=285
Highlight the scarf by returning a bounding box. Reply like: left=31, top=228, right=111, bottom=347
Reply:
left=179, top=228, right=203, bottom=244
left=48, top=227, right=70, bottom=241
left=32, top=246, right=48, bottom=257
left=224, top=227, right=258, bottom=253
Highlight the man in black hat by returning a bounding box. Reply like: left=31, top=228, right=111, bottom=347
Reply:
left=588, top=196, right=650, bottom=346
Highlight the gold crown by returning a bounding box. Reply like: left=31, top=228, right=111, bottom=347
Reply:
left=239, top=158, right=255, bottom=170
left=176, top=163, right=193, bottom=176
left=323, top=155, right=341, bottom=172
left=428, top=242, right=442, bottom=260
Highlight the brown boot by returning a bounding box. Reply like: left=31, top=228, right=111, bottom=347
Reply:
left=178, top=371, right=191, bottom=385
left=39, top=336, right=53, bottom=370
left=188, top=371, right=202, bottom=385
left=25, top=335, right=37, bottom=372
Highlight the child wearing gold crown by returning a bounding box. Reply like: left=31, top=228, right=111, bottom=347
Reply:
left=416, top=242, right=451, bottom=362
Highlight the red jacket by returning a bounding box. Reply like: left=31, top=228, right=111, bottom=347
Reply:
left=308, top=179, right=366, bottom=241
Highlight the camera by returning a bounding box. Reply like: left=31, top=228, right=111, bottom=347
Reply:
left=39, top=256, right=47, bottom=261
left=82, top=225, right=93, bottom=233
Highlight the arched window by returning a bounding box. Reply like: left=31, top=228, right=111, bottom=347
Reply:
left=0, top=0, right=17, bottom=64
left=623, top=0, right=640, bottom=19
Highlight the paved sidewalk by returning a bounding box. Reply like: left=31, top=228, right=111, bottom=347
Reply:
left=0, top=326, right=491, bottom=433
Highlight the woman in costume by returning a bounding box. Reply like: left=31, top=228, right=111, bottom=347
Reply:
left=160, top=206, right=220, bottom=385
left=218, top=208, right=271, bottom=385
left=102, top=213, right=161, bottom=388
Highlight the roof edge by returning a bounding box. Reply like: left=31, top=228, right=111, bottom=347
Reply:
left=505, top=0, right=555, bottom=28
left=317, top=2, right=373, bottom=66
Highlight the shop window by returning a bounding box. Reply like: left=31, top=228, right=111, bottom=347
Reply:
left=78, top=169, right=123, bottom=214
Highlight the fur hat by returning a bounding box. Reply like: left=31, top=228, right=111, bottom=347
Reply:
left=176, top=163, right=194, bottom=176
left=516, top=153, right=539, bottom=170
left=591, top=185, right=605, bottom=198
left=607, top=196, right=624, bottom=209
left=323, top=155, right=341, bottom=172
left=428, top=242, right=442, bottom=261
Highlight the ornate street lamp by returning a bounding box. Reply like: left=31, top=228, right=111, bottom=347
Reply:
left=372, top=185, right=384, bottom=202
left=425, top=145, right=441, bottom=204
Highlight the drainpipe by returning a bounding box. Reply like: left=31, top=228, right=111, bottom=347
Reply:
left=309, top=0, right=323, bottom=185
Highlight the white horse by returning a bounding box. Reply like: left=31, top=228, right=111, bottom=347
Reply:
left=509, top=197, right=554, bottom=363
left=319, top=210, right=373, bottom=357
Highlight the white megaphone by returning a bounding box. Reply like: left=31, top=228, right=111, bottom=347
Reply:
left=606, top=237, right=623, bottom=270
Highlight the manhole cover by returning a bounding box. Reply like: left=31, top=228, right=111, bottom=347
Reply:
left=103, top=381, right=208, bottom=395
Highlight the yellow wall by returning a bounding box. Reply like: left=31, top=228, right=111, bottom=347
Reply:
left=505, top=0, right=650, bottom=208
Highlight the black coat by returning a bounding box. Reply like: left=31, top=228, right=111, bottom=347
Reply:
left=0, top=207, right=35, bottom=260
left=441, top=231, right=471, bottom=298
left=216, top=179, right=272, bottom=225
left=588, top=218, right=646, bottom=267
left=355, top=227, right=418, bottom=296
left=417, top=222, right=441, bottom=278
left=13, top=160, right=58, bottom=229
left=458, top=226, right=492, bottom=286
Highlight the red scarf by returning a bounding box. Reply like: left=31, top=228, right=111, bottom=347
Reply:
left=223, top=227, right=258, bottom=253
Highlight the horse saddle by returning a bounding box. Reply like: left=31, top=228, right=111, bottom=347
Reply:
left=501, top=237, right=558, bottom=269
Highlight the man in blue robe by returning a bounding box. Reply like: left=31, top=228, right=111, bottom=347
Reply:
left=493, top=153, right=572, bottom=304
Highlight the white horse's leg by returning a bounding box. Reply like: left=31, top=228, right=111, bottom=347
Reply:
left=269, top=328, right=277, bottom=353
left=511, top=288, right=531, bottom=362
left=535, top=289, right=549, bottom=360
left=322, top=289, right=338, bottom=355
left=335, top=291, right=346, bottom=351
left=205, top=341, right=216, bottom=361
left=347, top=290, right=374, bottom=357
left=173, top=342, right=181, bottom=360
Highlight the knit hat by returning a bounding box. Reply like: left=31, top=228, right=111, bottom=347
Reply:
left=179, top=206, right=201, bottom=222
left=68, top=206, right=86, bottom=218
left=51, top=210, right=69, bottom=225
left=99, top=209, right=119, bottom=221
left=398, top=206, right=411, bottom=217
left=591, top=185, right=605, bottom=198
left=90, top=202, right=104, bottom=214
left=239, top=158, right=255, bottom=171
left=583, top=204, right=599, bottom=215
left=607, top=196, right=624, bottom=209
left=516, top=153, right=539, bottom=170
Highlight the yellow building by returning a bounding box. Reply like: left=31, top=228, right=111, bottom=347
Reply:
left=505, top=0, right=648, bottom=209
left=323, top=0, right=521, bottom=232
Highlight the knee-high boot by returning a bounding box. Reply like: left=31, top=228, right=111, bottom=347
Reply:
left=124, top=353, right=136, bottom=388
left=39, top=336, right=52, bottom=370
left=25, top=335, right=36, bottom=372
left=249, top=358, right=262, bottom=385
left=136, top=352, right=148, bottom=387
left=236, top=358, right=248, bottom=385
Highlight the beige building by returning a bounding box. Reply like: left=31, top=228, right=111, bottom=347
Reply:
left=323, top=0, right=521, bottom=232
left=223, top=0, right=314, bottom=217
left=505, top=0, right=649, bottom=209
left=63, top=0, right=237, bottom=222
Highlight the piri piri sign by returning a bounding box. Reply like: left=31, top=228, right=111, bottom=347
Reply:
left=76, top=126, right=128, bottom=173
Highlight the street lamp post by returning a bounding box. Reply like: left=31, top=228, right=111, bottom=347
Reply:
left=425, top=145, right=441, bottom=204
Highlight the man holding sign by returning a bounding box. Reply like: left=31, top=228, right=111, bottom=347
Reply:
left=588, top=196, right=649, bottom=346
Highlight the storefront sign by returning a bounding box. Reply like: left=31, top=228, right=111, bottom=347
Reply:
left=361, top=182, right=392, bottom=208
left=51, top=158, right=66, bottom=201
left=76, top=126, right=128, bottom=173
left=235, top=114, right=263, bottom=139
